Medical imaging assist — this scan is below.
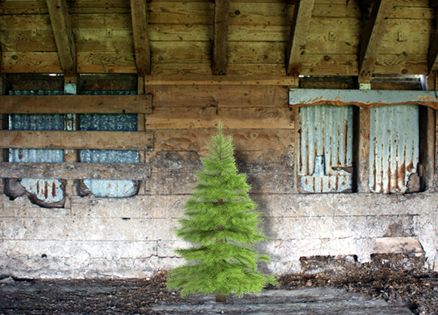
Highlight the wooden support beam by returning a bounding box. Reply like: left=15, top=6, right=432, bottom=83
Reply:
left=286, top=0, right=315, bottom=76
left=0, top=95, right=152, bottom=114
left=0, top=162, right=150, bottom=180
left=0, top=131, right=154, bottom=150
left=145, top=75, right=299, bottom=86
left=130, top=0, right=151, bottom=75
left=356, top=108, right=371, bottom=193
left=212, top=0, right=229, bottom=75
left=46, top=0, right=76, bottom=74
left=428, top=9, right=438, bottom=74
left=0, top=75, right=6, bottom=194
left=358, top=0, right=393, bottom=80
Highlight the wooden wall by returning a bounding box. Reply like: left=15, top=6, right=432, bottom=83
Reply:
left=145, top=84, right=295, bottom=194
left=0, top=0, right=434, bottom=76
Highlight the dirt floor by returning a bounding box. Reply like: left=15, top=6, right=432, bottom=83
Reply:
left=0, top=263, right=437, bottom=315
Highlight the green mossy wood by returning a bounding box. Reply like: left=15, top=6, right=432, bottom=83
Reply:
left=167, top=127, right=276, bottom=301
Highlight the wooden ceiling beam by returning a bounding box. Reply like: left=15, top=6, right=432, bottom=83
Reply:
left=130, top=0, right=151, bottom=75
left=428, top=9, right=438, bottom=74
left=358, top=0, right=392, bottom=81
left=212, top=0, right=230, bottom=75
left=46, top=0, right=76, bottom=74
left=286, top=0, right=315, bottom=76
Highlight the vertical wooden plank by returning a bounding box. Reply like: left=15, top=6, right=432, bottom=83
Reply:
left=0, top=75, right=6, bottom=194
left=356, top=107, right=371, bottom=193
left=46, top=0, right=76, bottom=74
left=358, top=0, right=392, bottom=81
left=421, top=75, right=437, bottom=191
left=212, top=0, right=229, bottom=75
left=130, top=0, right=151, bottom=75
left=137, top=75, right=146, bottom=195
left=64, top=75, right=77, bottom=200
left=286, top=0, right=315, bottom=75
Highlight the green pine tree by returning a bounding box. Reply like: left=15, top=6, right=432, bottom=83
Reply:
left=167, top=126, right=276, bottom=302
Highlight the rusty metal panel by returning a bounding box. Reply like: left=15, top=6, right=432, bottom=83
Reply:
left=8, top=89, right=65, bottom=204
left=79, top=90, right=139, bottom=198
left=369, top=105, right=419, bottom=193
left=298, top=105, right=353, bottom=193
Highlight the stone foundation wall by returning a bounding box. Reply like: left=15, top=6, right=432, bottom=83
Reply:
left=1, top=193, right=436, bottom=278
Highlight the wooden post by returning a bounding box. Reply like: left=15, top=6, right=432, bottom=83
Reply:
left=358, top=0, right=392, bottom=81
left=137, top=75, right=147, bottom=195
left=421, top=75, right=437, bottom=191
left=286, top=0, right=315, bottom=75
left=212, top=0, right=229, bottom=75
left=64, top=75, right=78, bottom=200
left=46, top=0, right=76, bottom=74
left=0, top=75, right=6, bottom=194
left=130, top=0, right=151, bottom=75
left=356, top=107, right=371, bottom=193
left=291, top=79, right=300, bottom=193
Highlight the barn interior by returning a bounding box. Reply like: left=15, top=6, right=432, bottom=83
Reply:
left=0, top=0, right=437, bottom=278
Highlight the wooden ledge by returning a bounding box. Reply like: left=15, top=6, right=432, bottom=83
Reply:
left=0, top=162, right=150, bottom=180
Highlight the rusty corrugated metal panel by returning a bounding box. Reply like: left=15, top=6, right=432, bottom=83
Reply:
left=8, top=90, right=65, bottom=204
left=79, top=90, right=139, bottom=198
left=369, top=105, right=419, bottom=193
left=299, top=105, right=353, bottom=193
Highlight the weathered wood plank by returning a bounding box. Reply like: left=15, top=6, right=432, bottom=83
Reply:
left=154, top=129, right=291, bottom=153
left=147, top=107, right=293, bottom=129
left=357, top=108, right=370, bottom=193
left=46, top=0, right=76, bottom=74
left=0, top=131, right=154, bottom=150
left=0, top=162, right=150, bottom=180
left=428, top=9, right=438, bottom=74
left=0, top=95, right=152, bottom=114
left=77, top=52, right=136, bottom=73
left=145, top=75, right=297, bottom=86
left=2, top=52, right=62, bottom=73
left=146, top=85, right=288, bottom=108
left=358, top=0, right=393, bottom=80
left=286, top=0, right=316, bottom=75
left=130, top=0, right=151, bottom=75
left=212, top=0, right=229, bottom=75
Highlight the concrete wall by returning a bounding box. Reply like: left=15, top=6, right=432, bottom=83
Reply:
left=1, top=192, right=437, bottom=278
left=0, top=85, right=437, bottom=278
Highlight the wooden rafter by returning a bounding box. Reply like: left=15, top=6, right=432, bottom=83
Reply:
left=46, top=0, right=76, bottom=74
left=130, top=0, right=151, bottom=75
left=428, top=9, right=438, bottom=74
left=212, top=0, right=229, bottom=75
left=286, top=0, right=315, bottom=76
left=358, top=0, right=392, bottom=80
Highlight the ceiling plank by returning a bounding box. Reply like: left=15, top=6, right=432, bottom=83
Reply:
left=130, top=0, right=151, bottom=75
left=212, top=0, right=230, bottom=75
left=286, top=0, right=315, bottom=76
left=46, top=0, right=76, bottom=74
left=428, top=9, right=438, bottom=74
left=358, top=0, right=393, bottom=80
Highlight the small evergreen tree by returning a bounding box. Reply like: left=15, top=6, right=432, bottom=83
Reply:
left=167, top=126, right=275, bottom=302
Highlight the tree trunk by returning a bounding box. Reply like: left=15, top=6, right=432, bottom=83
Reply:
left=215, top=294, right=227, bottom=303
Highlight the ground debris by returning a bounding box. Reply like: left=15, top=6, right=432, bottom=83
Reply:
left=0, top=267, right=436, bottom=315
left=280, top=263, right=438, bottom=315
